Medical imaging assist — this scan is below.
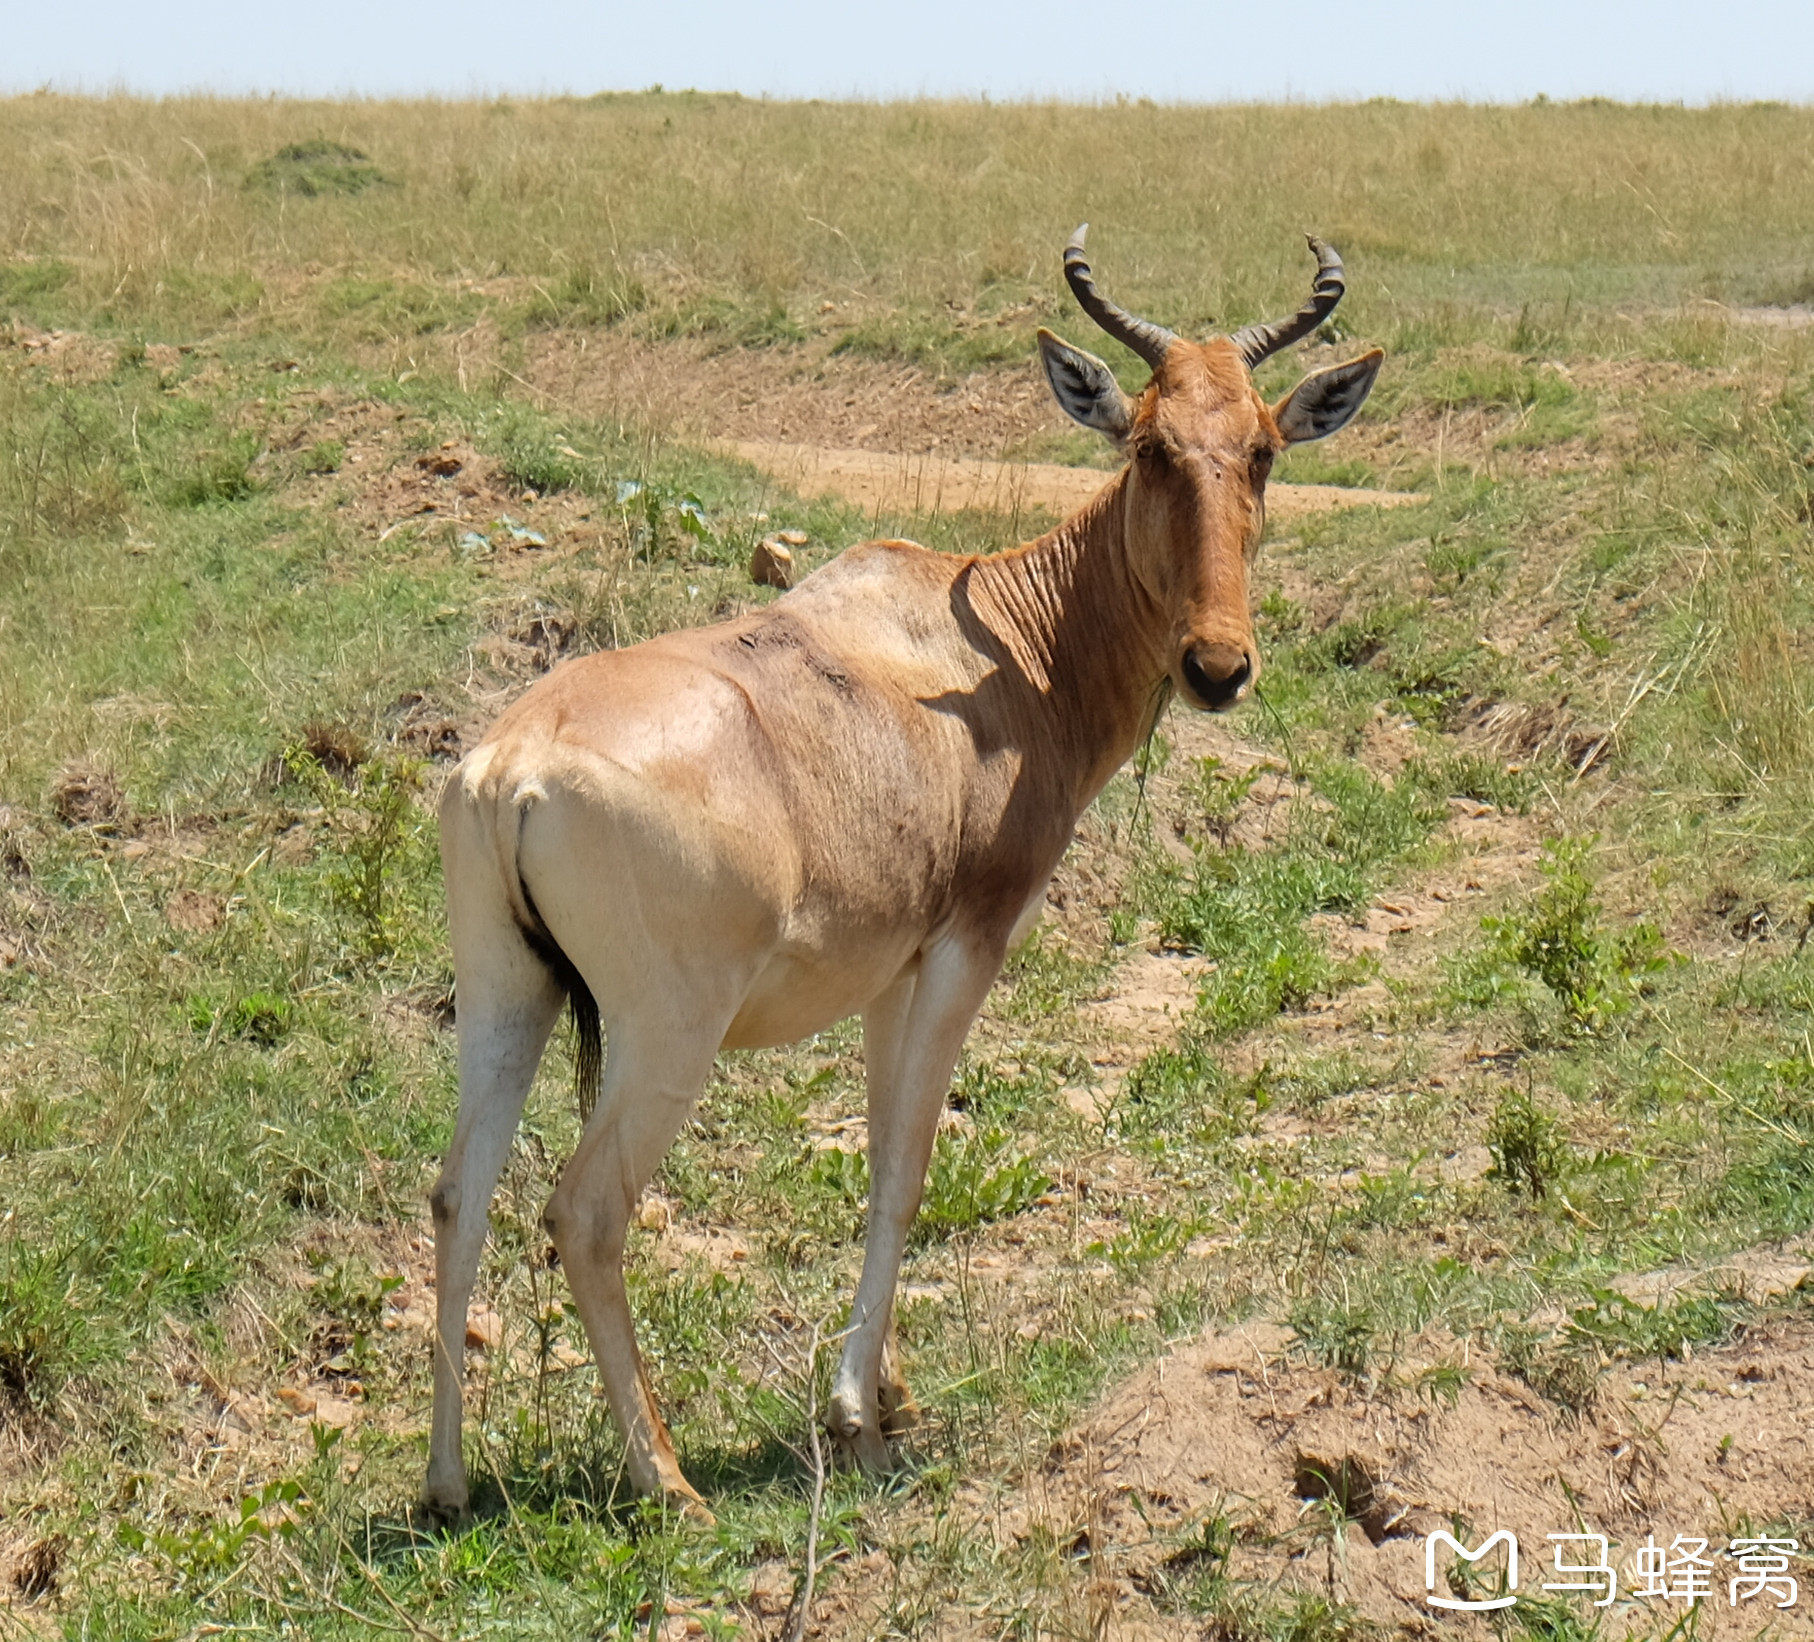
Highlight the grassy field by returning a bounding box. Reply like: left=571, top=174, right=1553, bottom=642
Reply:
left=3, top=93, right=1814, bottom=1640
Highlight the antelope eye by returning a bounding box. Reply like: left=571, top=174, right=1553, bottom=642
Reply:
left=1251, top=447, right=1275, bottom=483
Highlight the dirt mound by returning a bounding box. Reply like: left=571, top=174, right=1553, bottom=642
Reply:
left=1007, top=1310, right=1814, bottom=1637
left=49, top=759, right=127, bottom=830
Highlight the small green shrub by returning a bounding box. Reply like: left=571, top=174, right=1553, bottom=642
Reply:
left=612, top=479, right=727, bottom=564
left=166, top=435, right=260, bottom=507
left=0, top=1246, right=91, bottom=1410
left=305, top=1252, right=403, bottom=1373
left=283, top=748, right=426, bottom=957
left=1404, top=750, right=1535, bottom=813
left=227, top=991, right=293, bottom=1047
left=1185, top=754, right=1273, bottom=844
left=300, top=439, right=343, bottom=475
left=1289, top=1288, right=1379, bottom=1379
left=1564, top=1289, right=1736, bottom=1362
left=1159, top=762, right=1443, bottom=1038
left=1499, top=1324, right=1602, bottom=1417
left=525, top=267, right=648, bottom=328
left=1117, top=1037, right=1225, bottom=1135
left=1447, top=838, right=1669, bottom=1029
left=246, top=140, right=390, bottom=197
left=1485, top=1087, right=1569, bottom=1198
left=1087, top=1204, right=1201, bottom=1277
left=998, top=933, right=1100, bottom=1022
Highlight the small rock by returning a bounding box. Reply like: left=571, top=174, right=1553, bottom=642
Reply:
left=747, top=1563, right=793, bottom=1617
left=276, top=1387, right=318, bottom=1417
left=313, top=1394, right=358, bottom=1429
left=465, top=1305, right=502, bottom=1350
left=749, top=537, right=795, bottom=589
left=638, top=1195, right=672, bottom=1233
left=776, top=529, right=809, bottom=547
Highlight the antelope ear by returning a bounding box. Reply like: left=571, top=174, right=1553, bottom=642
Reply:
left=1272, top=348, right=1385, bottom=444
left=1037, top=328, right=1133, bottom=445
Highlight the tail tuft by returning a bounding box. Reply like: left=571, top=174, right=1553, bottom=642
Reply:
left=514, top=885, right=603, bottom=1123
left=568, top=974, right=602, bottom=1121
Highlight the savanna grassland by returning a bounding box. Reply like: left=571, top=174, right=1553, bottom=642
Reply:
left=4, top=93, right=1814, bottom=1641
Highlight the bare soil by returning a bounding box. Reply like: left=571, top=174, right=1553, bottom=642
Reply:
left=810, top=1302, right=1814, bottom=1641
left=999, top=1307, right=1814, bottom=1640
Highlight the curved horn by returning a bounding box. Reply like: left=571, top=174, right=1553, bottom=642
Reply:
left=1062, top=224, right=1175, bottom=372
left=1231, top=236, right=1345, bottom=368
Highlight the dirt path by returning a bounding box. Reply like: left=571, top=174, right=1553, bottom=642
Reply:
left=714, top=439, right=1425, bottom=523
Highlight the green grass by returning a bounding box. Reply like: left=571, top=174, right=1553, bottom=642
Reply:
left=4, top=91, right=1814, bottom=1642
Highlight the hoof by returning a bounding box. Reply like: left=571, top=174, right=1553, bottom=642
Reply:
left=417, top=1491, right=472, bottom=1534
left=664, top=1488, right=718, bottom=1529
left=827, top=1392, right=895, bottom=1477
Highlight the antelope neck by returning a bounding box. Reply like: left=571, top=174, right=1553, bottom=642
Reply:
left=966, top=472, right=1175, bottom=805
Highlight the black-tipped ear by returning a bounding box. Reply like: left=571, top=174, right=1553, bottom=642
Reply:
left=1272, top=348, right=1384, bottom=445
left=1037, top=328, right=1134, bottom=445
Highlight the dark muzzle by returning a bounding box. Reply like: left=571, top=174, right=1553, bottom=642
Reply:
left=1180, top=642, right=1253, bottom=712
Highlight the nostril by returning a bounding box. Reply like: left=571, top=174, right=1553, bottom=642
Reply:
left=1180, top=643, right=1252, bottom=710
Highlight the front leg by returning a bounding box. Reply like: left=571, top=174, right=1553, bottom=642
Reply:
left=829, top=938, right=1001, bottom=1472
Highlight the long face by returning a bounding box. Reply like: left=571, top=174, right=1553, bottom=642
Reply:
left=1038, top=228, right=1384, bottom=715
left=1121, top=338, right=1278, bottom=712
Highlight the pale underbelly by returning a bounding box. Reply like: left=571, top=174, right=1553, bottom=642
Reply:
left=719, top=942, right=921, bottom=1049
left=716, top=881, right=1046, bottom=1050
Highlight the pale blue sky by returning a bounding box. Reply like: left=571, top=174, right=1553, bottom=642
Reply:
left=8, top=0, right=1813, bottom=103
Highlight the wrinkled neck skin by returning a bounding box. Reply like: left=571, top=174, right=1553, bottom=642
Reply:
left=963, top=472, right=1177, bottom=811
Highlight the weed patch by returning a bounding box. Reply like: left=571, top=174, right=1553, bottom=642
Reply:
left=915, top=1126, right=1051, bottom=1244
left=1446, top=838, right=1669, bottom=1031
left=1155, top=761, right=1444, bottom=1037
left=246, top=140, right=391, bottom=196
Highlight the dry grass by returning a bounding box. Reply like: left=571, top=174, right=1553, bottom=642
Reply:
left=7, top=94, right=1814, bottom=345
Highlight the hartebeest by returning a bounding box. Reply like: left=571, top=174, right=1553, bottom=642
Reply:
left=424, top=228, right=1383, bottom=1521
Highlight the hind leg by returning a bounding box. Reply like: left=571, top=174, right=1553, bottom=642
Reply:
left=424, top=783, right=565, bottom=1527
left=542, top=1019, right=723, bottom=1515
left=423, top=939, right=564, bottom=1526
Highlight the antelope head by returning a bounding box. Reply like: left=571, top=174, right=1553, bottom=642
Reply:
left=1038, top=226, right=1384, bottom=712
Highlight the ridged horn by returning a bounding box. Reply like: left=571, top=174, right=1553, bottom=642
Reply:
left=1231, top=236, right=1345, bottom=368
left=1062, top=224, right=1175, bottom=372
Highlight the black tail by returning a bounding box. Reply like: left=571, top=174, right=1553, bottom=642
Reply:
left=516, top=885, right=603, bottom=1122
